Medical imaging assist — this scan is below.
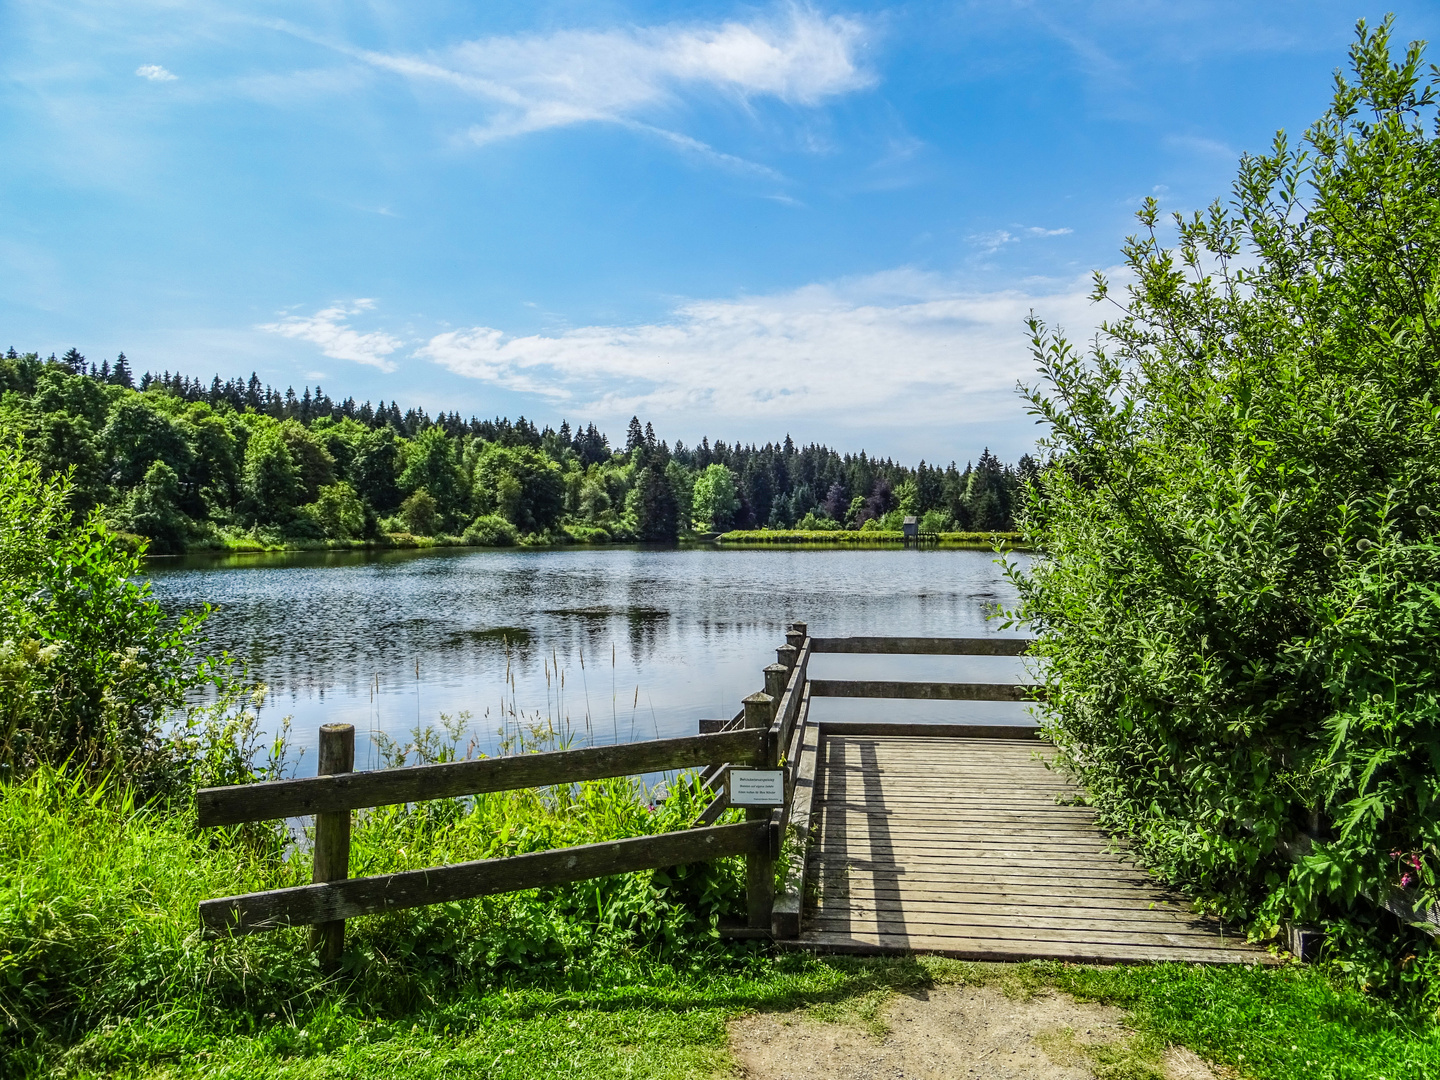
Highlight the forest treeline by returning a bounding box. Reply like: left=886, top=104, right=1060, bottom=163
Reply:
left=0, top=347, right=1032, bottom=553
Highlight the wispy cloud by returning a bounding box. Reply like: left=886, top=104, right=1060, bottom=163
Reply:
left=347, top=6, right=874, bottom=148
left=135, top=64, right=177, bottom=82
left=413, top=269, right=1101, bottom=431
left=970, top=229, right=1016, bottom=253
left=1026, top=226, right=1072, bottom=236
left=258, top=300, right=403, bottom=372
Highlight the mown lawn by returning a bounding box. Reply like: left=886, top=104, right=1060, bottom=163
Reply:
left=40, top=954, right=1440, bottom=1080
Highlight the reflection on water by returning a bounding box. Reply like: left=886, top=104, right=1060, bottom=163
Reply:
left=146, top=545, right=1033, bottom=772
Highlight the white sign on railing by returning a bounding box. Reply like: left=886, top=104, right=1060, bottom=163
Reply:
left=727, top=768, right=785, bottom=807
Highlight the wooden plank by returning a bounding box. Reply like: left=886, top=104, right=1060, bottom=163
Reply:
left=794, top=931, right=1266, bottom=965
left=815, top=722, right=1043, bottom=738
left=809, top=681, right=1039, bottom=702
left=810, top=637, right=1032, bottom=656
left=198, top=727, right=766, bottom=827
left=807, top=914, right=1248, bottom=947
left=201, top=820, right=766, bottom=937
left=770, top=639, right=811, bottom=756
left=773, top=689, right=818, bottom=939
left=815, top=884, right=1192, bottom=907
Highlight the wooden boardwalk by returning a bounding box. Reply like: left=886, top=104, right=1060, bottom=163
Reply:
left=798, top=732, right=1264, bottom=964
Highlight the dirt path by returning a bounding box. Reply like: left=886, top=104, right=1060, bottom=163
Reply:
left=728, top=983, right=1218, bottom=1080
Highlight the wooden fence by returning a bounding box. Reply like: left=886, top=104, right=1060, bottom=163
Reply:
left=196, top=626, right=1038, bottom=961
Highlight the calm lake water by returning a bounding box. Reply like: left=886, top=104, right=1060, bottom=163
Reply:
left=146, top=546, right=1035, bottom=775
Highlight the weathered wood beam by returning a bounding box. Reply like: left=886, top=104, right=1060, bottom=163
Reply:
left=815, top=722, right=1044, bottom=739
left=808, top=679, right=1040, bottom=702
left=201, top=821, right=767, bottom=937
left=198, top=728, right=766, bottom=827
left=810, top=637, right=1032, bottom=656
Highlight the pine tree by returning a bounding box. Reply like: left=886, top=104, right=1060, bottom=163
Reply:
left=111, top=352, right=133, bottom=388
left=626, top=416, right=644, bottom=453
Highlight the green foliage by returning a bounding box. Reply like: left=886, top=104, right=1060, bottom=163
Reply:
left=691, top=463, right=738, bottom=531
left=463, top=513, right=518, bottom=547
left=301, top=481, right=366, bottom=540
left=0, top=442, right=212, bottom=792
left=472, top=444, right=565, bottom=533
left=1012, top=19, right=1440, bottom=981
left=399, top=488, right=440, bottom=536
left=114, top=460, right=189, bottom=554
left=400, top=426, right=465, bottom=528
left=240, top=422, right=303, bottom=526
left=717, top=528, right=1023, bottom=547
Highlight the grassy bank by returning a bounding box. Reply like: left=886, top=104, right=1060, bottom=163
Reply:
left=6, top=764, right=1440, bottom=1079
left=715, top=528, right=1028, bottom=549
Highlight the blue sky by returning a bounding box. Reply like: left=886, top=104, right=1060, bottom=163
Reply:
left=5, top=2, right=1438, bottom=464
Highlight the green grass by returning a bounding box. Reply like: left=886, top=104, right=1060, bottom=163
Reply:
left=6, top=766, right=1440, bottom=1079
left=715, top=528, right=1027, bottom=548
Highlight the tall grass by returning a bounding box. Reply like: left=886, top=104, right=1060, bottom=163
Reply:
left=0, top=735, right=746, bottom=1077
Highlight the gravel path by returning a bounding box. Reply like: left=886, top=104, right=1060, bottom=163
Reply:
left=728, top=984, right=1218, bottom=1080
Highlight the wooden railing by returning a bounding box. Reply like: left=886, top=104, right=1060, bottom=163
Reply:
left=195, top=626, right=1037, bottom=959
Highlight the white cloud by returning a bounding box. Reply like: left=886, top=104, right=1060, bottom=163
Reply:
left=414, top=270, right=1102, bottom=432
left=135, top=64, right=177, bottom=82
left=258, top=300, right=403, bottom=372
left=350, top=6, right=874, bottom=147
left=1026, top=226, right=1072, bottom=237
left=970, top=229, right=1016, bottom=253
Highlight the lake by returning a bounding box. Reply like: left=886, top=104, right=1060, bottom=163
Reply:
left=146, top=545, right=1034, bottom=774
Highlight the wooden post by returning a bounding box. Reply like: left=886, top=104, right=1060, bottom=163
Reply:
left=776, top=642, right=798, bottom=671
left=785, top=628, right=805, bottom=651
left=309, top=723, right=354, bottom=967
left=763, top=664, right=788, bottom=721
left=742, top=691, right=775, bottom=930
left=789, top=621, right=808, bottom=638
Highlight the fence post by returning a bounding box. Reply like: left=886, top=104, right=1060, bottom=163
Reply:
left=785, top=627, right=806, bottom=651
left=742, top=691, right=775, bottom=931
left=309, top=723, right=355, bottom=968
left=776, top=642, right=798, bottom=672
left=764, top=664, right=789, bottom=722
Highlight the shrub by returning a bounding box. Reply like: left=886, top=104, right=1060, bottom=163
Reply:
left=301, top=480, right=366, bottom=540
left=1012, top=21, right=1440, bottom=981
left=399, top=488, right=439, bottom=536
left=463, top=513, right=518, bottom=547
left=0, top=441, right=214, bottom=795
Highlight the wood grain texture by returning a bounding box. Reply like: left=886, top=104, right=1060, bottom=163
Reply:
left=772, top=690, right=818, bottom=939
left=801, top=733, right=1265, bottom=965
left=810, top=637, right=1032, bottom=656
left=199, top=727, right=765, bottom=827
left=202, top=821, right=766, bottom=937
left=808, top=681, right=1039, bottom=702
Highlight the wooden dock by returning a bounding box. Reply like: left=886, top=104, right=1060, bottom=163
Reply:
left=196, top=627, right=1273, bottom=968
left=796, top=729, right=1263, bottom=964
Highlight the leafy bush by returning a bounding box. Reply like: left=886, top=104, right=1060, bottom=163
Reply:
left=0, top=441, right=213, bottom=794
left=562, top=523, right=610, bottom=543
left=463, top=513, right=518, bottom=547
left=1012, top=20, right=1440, bottom=985
left=399, top=487, right=439, bottom=536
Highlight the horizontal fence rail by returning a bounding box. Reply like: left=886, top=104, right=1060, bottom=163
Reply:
left=810, top=637, right=1032, bottom=655
left=201, top=820, right=767, bottom=938
left=198, top=727, right=766, bottom=827
left=808, top=679, right=1040, bottom=702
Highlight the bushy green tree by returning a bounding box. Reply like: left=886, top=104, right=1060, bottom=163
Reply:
left=115, top=460, right=189, bottom=553
left=399, top=488, right=439, bottom=536
left=1013, top=21, right=1440, bottom=972
left=100, top=395, right=193, bottom=491
left=399, top=426, right=466, bottom=527
left=239, top=422, right=302, bottom=525
left=302, top=481, right=366, bottom=540
left=691, top=464, right=738, bottom=531
left=472, top=444, right=564, bottom=533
